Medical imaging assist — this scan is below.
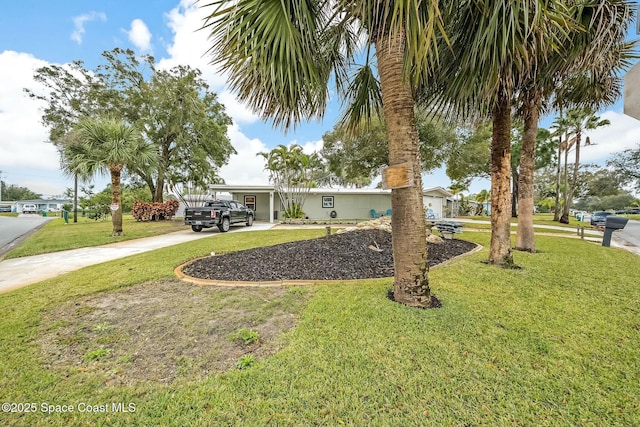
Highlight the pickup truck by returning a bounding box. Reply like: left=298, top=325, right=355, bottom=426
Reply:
left=184, top=200, right=254, bottom=232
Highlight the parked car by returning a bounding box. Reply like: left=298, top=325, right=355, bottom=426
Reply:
left=590, top=211, right=613, bottom=226
left=0, top=205, right=12, bottom=212
left=22, top=203, right=37, bottom=214
left=184, top=200, right=254, bottom=232
left=630, top=208, right=640, bottom=215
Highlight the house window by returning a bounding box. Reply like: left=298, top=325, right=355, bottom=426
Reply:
left=322, top=196, right=334, bottom=208
left=244, top=195, right=256, bottom=211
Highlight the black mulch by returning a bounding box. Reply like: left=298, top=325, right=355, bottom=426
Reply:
left=181, top=229, right=478, bottom=282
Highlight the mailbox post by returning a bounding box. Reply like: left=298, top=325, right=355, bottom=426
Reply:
left=602, top=216, right=629, bottom=247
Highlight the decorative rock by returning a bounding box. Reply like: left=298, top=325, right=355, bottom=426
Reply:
left=427, top=234, right=444, bottom=244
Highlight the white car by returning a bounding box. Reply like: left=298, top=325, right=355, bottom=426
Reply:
left=22, top=204, right=37, bottom=214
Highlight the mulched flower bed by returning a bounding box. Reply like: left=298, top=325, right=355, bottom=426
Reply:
left=182, top=229, right=478, bottom=282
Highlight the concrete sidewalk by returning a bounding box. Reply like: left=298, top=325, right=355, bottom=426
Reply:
left=0, top=223, right=275, bottom=294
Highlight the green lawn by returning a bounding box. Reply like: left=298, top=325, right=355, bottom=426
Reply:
left=0, top=230, right=638, bottom=426
left=4, top=215, right=186, bottom=259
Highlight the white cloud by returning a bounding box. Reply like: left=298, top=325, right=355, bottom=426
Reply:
left=159, top=0, right=220, bottom=84
left=218, top=125, right=270, bottom=185
left=218, top=91, right=259, bottom=124
left=157, top=0, right=259, bottom=127
left=580, top=110, right=640, bottom=163
left=127, top=19, right=152, bottom=52
left=300, top=139, right=324, bottom=154
left=71, top=11, right=106, bottom=44
left=0, top=51, right=70, bottom=196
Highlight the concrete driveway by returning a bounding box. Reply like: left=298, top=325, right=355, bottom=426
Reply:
left=0, top=222, right=275, bottom=294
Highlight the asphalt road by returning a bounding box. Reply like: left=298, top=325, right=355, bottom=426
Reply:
left=0, top=215, right=52, bottom=258
left=615, top=219, right=640, bottom=251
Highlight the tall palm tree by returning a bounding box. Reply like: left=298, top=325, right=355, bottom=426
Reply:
left=259, top=144, right=323, bottom=218
left=65, top=117, right=157, bottom=236
left=515, top=0, right=635, bottom=249
left=474, top=189, right=491, bottom=216
left=426, top=0, right=573, bottom=266
left=203, top=1, right=447, bottom=307
left=559, top=107, right=610, bottom=223
left=551, top=113, right=563, bottom=222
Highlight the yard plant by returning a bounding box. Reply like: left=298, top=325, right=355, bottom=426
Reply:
left=0, top=229, right=638, bottom=426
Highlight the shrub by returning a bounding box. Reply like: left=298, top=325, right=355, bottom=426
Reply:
left=235, top=354, right=256, bottom=370
left=132, top=200, right=180, bottom=221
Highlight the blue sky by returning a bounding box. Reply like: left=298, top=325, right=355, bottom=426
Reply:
left=1, top=0, right=639, bottom=199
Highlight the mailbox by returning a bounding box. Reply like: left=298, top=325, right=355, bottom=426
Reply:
left=604, top=216, right=629, bottom=230
left=602, top=215, right=629, bottom=247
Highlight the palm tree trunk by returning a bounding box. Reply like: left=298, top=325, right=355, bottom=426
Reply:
left=560, top=139, right=570, bottom=224
left=569, top=129, right=582, bottom=213
left=553, top=108, right=563, bottom=222
left=511, top=169, right=519, bottom=218
left=489, top=90, right=513, bottom=266
left=516, top=98, right=540, bottom=252
left=73, top=173, right=78, bottom=223
left=110, top=166, right=123, bottom=236
left=375, top=30, right=432, bottom=308
left=553, top=135, right=562, bottom=222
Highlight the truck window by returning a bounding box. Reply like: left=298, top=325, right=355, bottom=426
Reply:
left=205, top=201, right=228, bottom=208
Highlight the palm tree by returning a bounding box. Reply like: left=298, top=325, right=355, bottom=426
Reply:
left=474, top=190, right=491, bottom=216
left=65, top=117, right=157, bottom=236
left=427, top=1, right=573, bottom=266
left=559, top=108, right=610, bottom=223
left=259, top=144, right=323, bottom=219
left=203, top=1, right=447, bottom=307
left=515, top=0, right=635, bottom=249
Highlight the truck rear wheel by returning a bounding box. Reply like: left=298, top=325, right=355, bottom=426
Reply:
left=246, top=214, right=253, bottom=226
left=191, top=225, right=203, bottom=232
left=218, top=217, right=230, bottom=232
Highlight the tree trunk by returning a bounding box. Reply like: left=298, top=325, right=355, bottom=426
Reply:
left=516, top=98, right=539, bottom=252
left=568, top=129, right=582, bottom=215
left=154, top=143, right=172, bottom=203
left=560, top=138, right=570, bottom=224
left=376, top=30, right=432, bottom=308
left=553, top=108, right=563, bottom=222
left=73, top=173, right=78, bottom=223
left=511, top=169, right=519, bottom=218
left=489, top=91, right=513, bottom=266
left=553, top=134, right=562, bottom=222
left=154, top=175, right=164, bottom=203
left=110, top=166, right=123, bottom=236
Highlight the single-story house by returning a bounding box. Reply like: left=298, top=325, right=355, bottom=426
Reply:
left=16, top=199, right=70, bottom=213
left=187, top=185, right=453, bottom=223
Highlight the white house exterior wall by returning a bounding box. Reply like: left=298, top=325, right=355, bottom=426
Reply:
left=302, top=193, right=392, bottom=220
left=205, top=185, right=453, bottom=222
left=423, top=194, right=445, bottom=218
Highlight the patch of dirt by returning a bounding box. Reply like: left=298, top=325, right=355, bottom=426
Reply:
left=38, top=229, right=477, bottom=384
left=38, top=280, right=311, bottom=385
left=182, top=229, right=478, bottom=281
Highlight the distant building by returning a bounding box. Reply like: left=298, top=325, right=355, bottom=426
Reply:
left=16, top=199, right=70, bottom=213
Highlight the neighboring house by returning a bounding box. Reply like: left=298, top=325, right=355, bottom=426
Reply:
left=16, top=199, right=70, bottom=213
left=203, top=185, right=453, bottom=223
